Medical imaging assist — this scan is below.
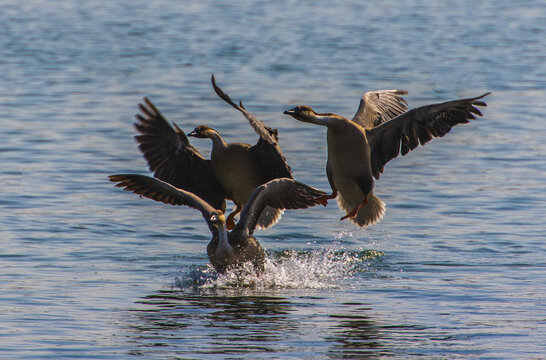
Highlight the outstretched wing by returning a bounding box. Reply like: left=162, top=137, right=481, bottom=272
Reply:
left=211, top=75, right=293, bottom=180
left=134, top=97, right=226, bottom=210
left=211, top=75, right=277, bottom=145
left=367, top=92, right=490, bottom=180
left=352, top=90, right=408, bottom=129
left=109, top=174, right=219, bottom=231
left=234, top=178, right=326, bottom=236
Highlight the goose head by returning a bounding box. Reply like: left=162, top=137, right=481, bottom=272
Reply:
left=208, top=210, right=226, bottom=229
left=285, top=105, right=345, bottom=127
left=283, top=105, right=318, bottom=123
left=188, top=125, right=218, bottom=139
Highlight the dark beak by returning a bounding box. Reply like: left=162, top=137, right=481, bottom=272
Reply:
left=188, top=130, right=197, bottom=137
left=283, top=108, right=295, bottom=116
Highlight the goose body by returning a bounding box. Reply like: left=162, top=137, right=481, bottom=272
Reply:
left=134, top=75, right=292, bottom=231
left=188, top=126, right=264, bottom=207
left=284, top=93, right=490, bottom=227
left=211, top=144, right=263, bottom=206
left=325, top=119, right=385, bottom=226
left=109, top=175, right=325, bottom=273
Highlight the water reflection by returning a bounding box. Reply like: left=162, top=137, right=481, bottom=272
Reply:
left=124, top=290, right=397, bottom=358
left=327, top=305, right=391, bottom=359
left=127, top=289, right=297, bottom=357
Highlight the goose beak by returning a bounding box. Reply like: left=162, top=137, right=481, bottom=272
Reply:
left=283, top=108, right=296, bottom=116
left=188, top=130, right=198, bottom=137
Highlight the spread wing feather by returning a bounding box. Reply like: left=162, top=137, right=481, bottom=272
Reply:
left=234, top=178, right=326, bottom=236
left=367, top=93, right=490, bottom=179
left=211, top=75, right=293, bottom=181
left=134, top=97, right=226, bottom=210
left=109, top=174, right=219, bottom=232
left=352, top=90, right=409, bottom=129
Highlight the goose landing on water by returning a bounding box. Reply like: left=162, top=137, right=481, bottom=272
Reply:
left=284, top=92, right=490, bottom=227
left=134, top=76, right=292, bottom=231
left=109, top=175, right=325, bottom=274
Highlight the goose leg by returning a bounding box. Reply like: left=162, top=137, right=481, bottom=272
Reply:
left=315, top=189, right=337, bottom=206
left=226, top=204, right=243, bottom=230
left=340, top=195, right=368, bottom=221
left=316, top=164, right=338, bottom=206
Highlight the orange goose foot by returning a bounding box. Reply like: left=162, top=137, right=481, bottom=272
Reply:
left=226, top=204, right=242, bottom=230
left=315, top=190, right=337, bottom=206
left=340, top=195, right=368, bottom=221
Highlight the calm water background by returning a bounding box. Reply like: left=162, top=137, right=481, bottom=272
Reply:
left=1, top=0, right=545, bottom=359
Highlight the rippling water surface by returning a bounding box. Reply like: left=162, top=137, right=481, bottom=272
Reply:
left=1, top=0, right=545, bottom=359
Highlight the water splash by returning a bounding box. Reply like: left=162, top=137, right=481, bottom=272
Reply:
left=174, top=245, right=383, bottom=292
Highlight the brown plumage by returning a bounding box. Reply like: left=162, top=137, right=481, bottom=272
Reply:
left=284, top=92, right=490, bottom=227
left=109, top=175, right=325, bottom=273
left=134, top=76, right=292, bottom=230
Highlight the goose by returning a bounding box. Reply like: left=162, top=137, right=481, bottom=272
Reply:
left=313, top=88, right=410, bottom=206
left=109, top=175, right=325, bottom=273
left=284, top=92, right=490, bottom=227
left=134, top=76, right=292, bottom=231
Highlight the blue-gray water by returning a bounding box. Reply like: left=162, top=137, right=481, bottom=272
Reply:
left=1, top=1, right=545, bottom=359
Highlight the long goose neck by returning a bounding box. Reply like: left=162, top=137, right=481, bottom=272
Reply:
left=352, top=100, right=367, bottom=125
left=307, top=113, right=346, bottom=127
left=208, top=130, right=228, bottom=151
left=217, top=226, right=233, bottom=253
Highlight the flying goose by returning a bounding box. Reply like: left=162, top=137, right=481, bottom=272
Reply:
left=134, top=76, right=292, bottom=231
left=284, top=92, right=490, bottom=227
left=109, top=175, right=325, bottom=273
left=316, top=88, right=410, bottom=205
